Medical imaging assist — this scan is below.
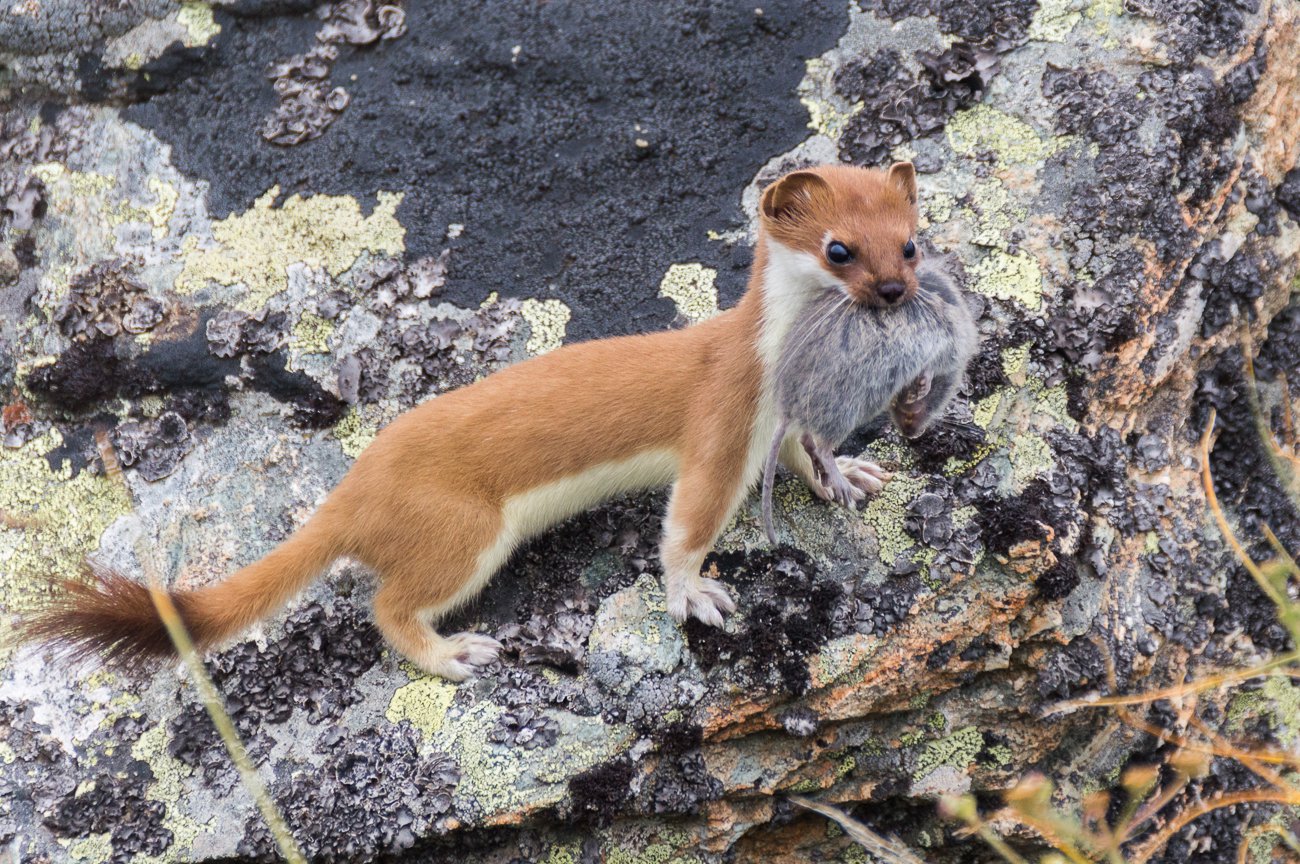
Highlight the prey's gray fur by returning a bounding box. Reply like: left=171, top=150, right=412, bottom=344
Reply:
left=761, top=263, right=978, bottom=544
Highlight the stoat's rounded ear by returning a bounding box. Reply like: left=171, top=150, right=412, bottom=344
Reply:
left=760, top=170, right=830, bottom=222
left=886, top=161, right=917, bottom=205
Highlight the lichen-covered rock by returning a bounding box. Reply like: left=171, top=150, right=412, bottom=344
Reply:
left=2, top=1, right=1299, bottom=862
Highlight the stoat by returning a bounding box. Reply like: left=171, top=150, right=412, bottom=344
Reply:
left=27, top=163, right=924, bottom=681
left=759, top=262, right=979, bottom=545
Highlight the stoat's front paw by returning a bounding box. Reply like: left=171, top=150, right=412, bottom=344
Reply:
left=436, top=632, right=503, bottom=681
left=667, top=577, right=736, bottom=628
left=830, top=456, right=891, bottom=505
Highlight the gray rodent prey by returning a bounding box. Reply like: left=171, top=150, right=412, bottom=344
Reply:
left=761, top=262, right=978, bottom=544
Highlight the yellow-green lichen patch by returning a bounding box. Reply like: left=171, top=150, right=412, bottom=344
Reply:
left=798, top=57, right=864, bottom=140
left=605, top=842, right=678, bottom=864
left=972, top=387, right=1010, bottom=430
left=29, top=162, right=116, bottom=199
left=433, top=700, right=631, bottom=818
left=963, top=179, right=1027, bottom=249
left=142, top=177, right=179, bottom=237
left=1027, top=0, right=1082, bottom=41
left=968, top=249, right=1043, bottom=310
left=921, top=189, right=956, bottom=228
left=0, top=430, right=132, bottom=657
left=658, top=263, right=718, bottom=324
left=177, top=1, right=221, bottom=45
left=771, top=475, right=816, bottom=533
left=1001, top=343, right=1031, bottom=384
left=983, top=743, right=1014, bottom=767
left=861, top=473, right=926, bottom=565
left=130, top=724, right=215, bottom=863
left=333, top=406, right=379, bottom=459
left=520, top=298, right=572, bottom=355
left=68, top=832, right=113, bottom=862
left=177, top=185, right=405, bottom=311
left=541, top=841, right=582, bottom=864
left=291, top=311, right=335, bottom=356
left=1008, top=432, right=1054, bottom=490
left=1227, top=675, right=1300, bottom=743
left=946, top=105, right=1064, bottom=170
left=1086, top=0, right=1124, bottom=40
left=387, top=675, right=458, bottom=738
left=912, top=726, right=983, bottom=782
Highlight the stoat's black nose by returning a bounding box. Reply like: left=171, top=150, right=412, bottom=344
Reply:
left=878, top=281, right=906, bottom=304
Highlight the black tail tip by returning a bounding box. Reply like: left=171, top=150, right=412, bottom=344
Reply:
left=18, top=561, right=178, bottom=670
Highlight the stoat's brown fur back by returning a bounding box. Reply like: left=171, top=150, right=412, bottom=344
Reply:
left=25, top=162, right=922, bottom=681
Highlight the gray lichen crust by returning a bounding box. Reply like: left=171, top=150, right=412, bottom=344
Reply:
left=3, top=1, right=1300, bottom=862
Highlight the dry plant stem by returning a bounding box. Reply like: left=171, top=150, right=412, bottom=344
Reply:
left=1185, top=712, right=1300, bottom=786
left=1262, top=524, right=1300, bottom=573
left=1003, top=807, right=1093, bottom=864
left=948, top=809, right=1032, bottom=864
left=93, top=433, right=306, bottom=864
left=1242, top=330, right=1300, bottom=493
left=1200, top=409, right=1292, bottom=613
left=1235, top=817, right=1300, bottom=864
left=1049, top=651, right=1300, bottom=713
left=1129, top=789, right=1300, bottom=864
left=786, top=796, right=927, bottom=864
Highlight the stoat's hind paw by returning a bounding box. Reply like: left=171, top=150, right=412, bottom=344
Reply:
left=834, top=456, right=891, bottom=505
left=667, top=577, right=736, bottom=628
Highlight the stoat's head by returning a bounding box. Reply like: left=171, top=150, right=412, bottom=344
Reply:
left=759, top=162, right=920, bottom=308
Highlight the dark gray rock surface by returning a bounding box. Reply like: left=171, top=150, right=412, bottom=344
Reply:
left=2, top=1, right=1299, bottom=862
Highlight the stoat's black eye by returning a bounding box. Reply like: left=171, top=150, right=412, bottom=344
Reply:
left=826, top=241, right=853, bottom=265
left=903, top=239, right=917, bottom=259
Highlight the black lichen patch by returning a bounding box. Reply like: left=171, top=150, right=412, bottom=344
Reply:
left=1036, top=637, right=1105, bottom=701
left=24, top=314, right=346, bottom=433
left=0, top=699, right=78, bottom=848
left=1194, top=340, right=1300, bottom=654
left=682, top=546, right=839, bottom=696
left=127, top=0, right=847, bottom=340
left=247, top=350, right=348, bottom=428
left=168, top=601, right=381, bottom=781
left=925, top=639, right=956, bottom=670
left=972, top=478, right=1057, bottom=556
left=650, top=749, right=723, bottom=816
left=567, top=755, right=636, bottom=827
left=1125, top=0, right=1257, bottom=65
left=1278, top=165, right=1300, bottom=223
left=846, top=575, right=922, bottom=638
left=24, top=336, right=122, bottom=413
left=904, top=420, right=986, bottom=474
left=836, top=38, right=1005, bottom=168
left=870, top=0, right=1039, bottom=46
left=53, top=258, right=165, bottom=341
left=454, top=491, right=666, bottom=673
left=641, top=720, right=723, bottom=817
left=42, top=764, right=173, bottom=864
left=1139, top=756, right=1273, bottom=864
left=1036, top=556, right=1079, bottom=601
left=488, top=708, right=559, bottom=750
left=238, top=721, right=459, bottom=862
left=110, top=411, right=192, bottom=482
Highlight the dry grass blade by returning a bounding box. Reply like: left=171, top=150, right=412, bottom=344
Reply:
left=1045, top=650, right=1300, bottom=714
left=788, top=795, right=930, bottom=864
left=93, top=432, right=306, bottom=864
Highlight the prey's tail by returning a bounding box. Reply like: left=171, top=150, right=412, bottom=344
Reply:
left=761, top=417, right=790, bottom=547
left=22, top=513, right=344, bottom=668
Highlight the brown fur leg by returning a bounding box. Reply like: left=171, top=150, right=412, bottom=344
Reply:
left=366, top=499, right=506, bottom=681
left=661, top=460, right=744, bottom=627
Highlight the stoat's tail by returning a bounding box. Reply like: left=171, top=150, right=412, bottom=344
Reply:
left=23, top=512, right=344, bottom=667
left=761, top=417, right=790, bottom=547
